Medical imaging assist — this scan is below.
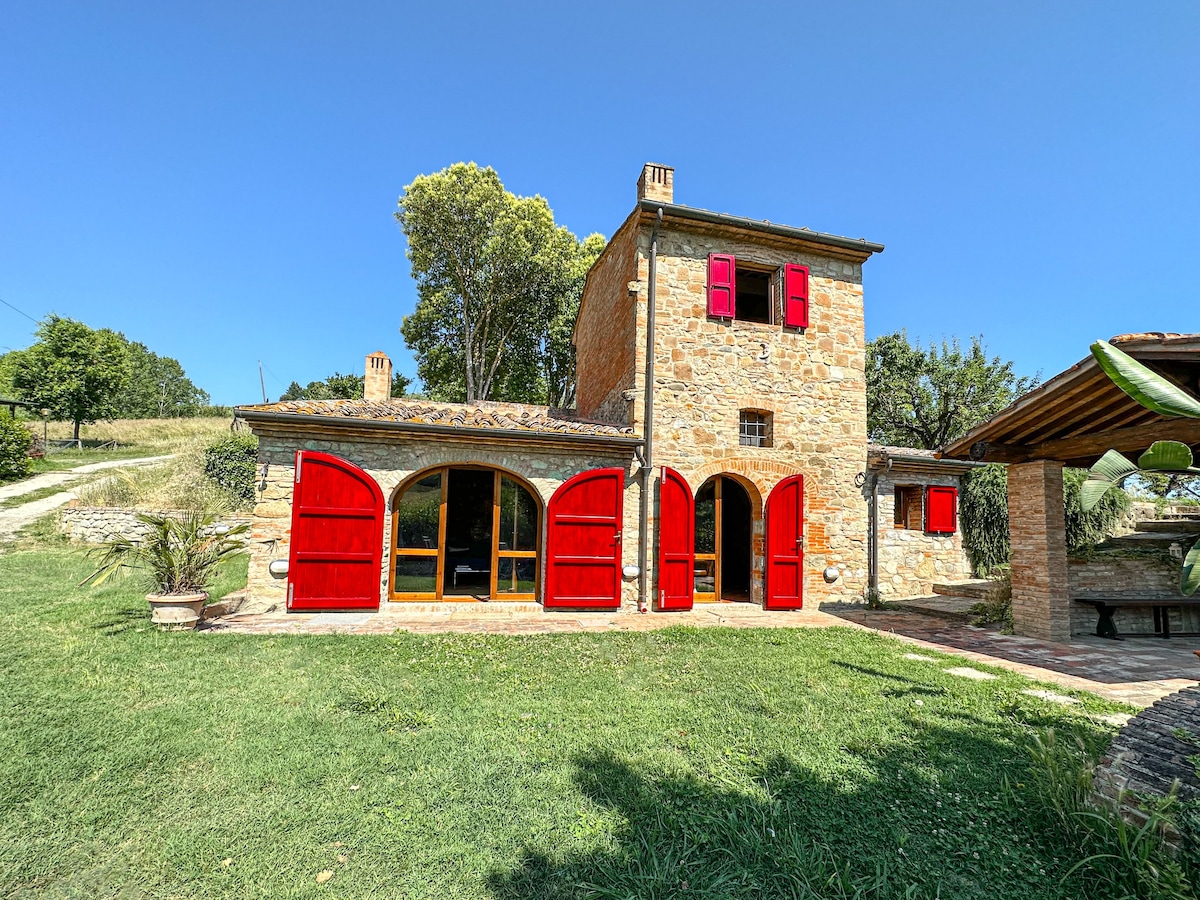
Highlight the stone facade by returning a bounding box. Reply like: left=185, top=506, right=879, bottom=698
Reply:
left=240, top=163, right=885, bottom=613
left=60, top=506, right=251, bottom=546
left=245, top=424, right=636, bottom=614
left=872, top=469, right=972, bottom=596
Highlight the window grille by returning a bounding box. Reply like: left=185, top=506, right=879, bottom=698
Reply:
left=739, top=411, right=770, bottom=447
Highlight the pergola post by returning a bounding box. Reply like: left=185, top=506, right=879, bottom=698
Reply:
left=1007, top=460, right=1071, bottom=641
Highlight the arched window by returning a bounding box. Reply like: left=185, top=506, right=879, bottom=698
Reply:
left=390, top=467, right=541, bottom=602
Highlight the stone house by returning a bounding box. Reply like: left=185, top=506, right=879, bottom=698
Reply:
left=865, top=445, right=976, bottom=597
left=237, top=163, right=967, bottom=615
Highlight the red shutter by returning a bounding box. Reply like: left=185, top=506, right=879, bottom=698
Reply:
left=783, top=264, right=809, bottom=328
left=287, top=451, right=384, bottom=611
left=765, top=475, right=804, bottom=609
left=545, top=467, right=625, bottom=609
left=925, top=486, right=958, bottom=534
left=708, top=253, right=735, bottom=317
left=657, top=467, right=694, bottom=611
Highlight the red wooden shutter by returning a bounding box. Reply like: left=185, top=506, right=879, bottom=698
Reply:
left=708, top=253, right=735, bottom=317
left=925, top=486, right=958, bottom=534
left=783, top=264, right=809, bottom=328
left=287, top=451, right=384, bottom=611
left=545, top=467, right=625, bottom=609
left=765, top=475, right=804, bottom=609
left=657, top=467, right=694, bottom=611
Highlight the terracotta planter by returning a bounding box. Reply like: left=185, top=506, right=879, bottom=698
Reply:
left=147, top=592, right=208, bottom=629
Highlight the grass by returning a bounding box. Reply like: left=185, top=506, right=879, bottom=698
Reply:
left=0, top=546, right=1151, bottom=899
left=27, top=418, right=234, bottom=476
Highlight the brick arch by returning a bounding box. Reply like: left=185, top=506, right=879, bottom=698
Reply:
left=685, top=458, right=804, bottom=515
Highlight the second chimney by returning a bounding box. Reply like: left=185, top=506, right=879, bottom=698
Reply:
left=636, top=163, right=674, bottom=204
left=364, top=351, right=393, bottom=402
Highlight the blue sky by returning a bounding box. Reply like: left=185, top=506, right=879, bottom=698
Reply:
left=2, top=1, right=1197, bottom=406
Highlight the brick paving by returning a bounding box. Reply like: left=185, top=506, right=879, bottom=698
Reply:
left=200, top=600, right=1200, bottom=708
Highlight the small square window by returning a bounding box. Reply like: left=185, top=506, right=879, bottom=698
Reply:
left=894, top=486, right=923, bottom=529
left=739, top=410, right=771, bottom=447
left=735, top=268, right=772, bottom=324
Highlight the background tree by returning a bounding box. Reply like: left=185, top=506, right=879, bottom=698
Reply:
left=279, top=371, right=410, bottom=402
left=866, top=331, right=1035, bottom=449
left=397, top=162, right=603, bottom=405
left=10, top=316, right=129, bottom=440
left=111, top=339, right=210, bottom=418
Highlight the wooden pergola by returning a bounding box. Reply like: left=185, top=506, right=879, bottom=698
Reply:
left=0, top=396, right=33, bottom=419
left=940, top=332, right=1200, bottom=640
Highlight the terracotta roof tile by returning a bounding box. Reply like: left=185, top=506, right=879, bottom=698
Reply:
left=235, top=398, right=636, bottom=438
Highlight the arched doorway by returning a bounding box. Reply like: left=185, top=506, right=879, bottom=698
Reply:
left=389, top=466, right=541, bottom=602
left=694, top=475, right=754, bottom=603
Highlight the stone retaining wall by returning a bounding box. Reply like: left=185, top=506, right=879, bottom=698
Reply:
left=1068, top=552, right=1198, bottom=635
left=60, top=506, right=251, bottom=546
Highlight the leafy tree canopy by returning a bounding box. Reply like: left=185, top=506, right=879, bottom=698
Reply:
left=10, top=316, right=130, bottom=440
left=110, top=338, right=210, bottom=418
left=866, top=331, right=1036, bottom=450
left=279, top=371, right=410, bottom=402
left=396, top=162, right=603, bottom=405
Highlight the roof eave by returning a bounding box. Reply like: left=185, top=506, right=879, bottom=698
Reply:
left=235, top=407, right=644, bottom=448
left=636, top=200, right=885, bottom=261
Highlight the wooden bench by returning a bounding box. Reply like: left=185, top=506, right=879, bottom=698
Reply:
left=1074, top=597, right=1200, bottom=639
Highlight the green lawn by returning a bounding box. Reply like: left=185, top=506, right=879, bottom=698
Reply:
left=0, top=547, right=1137, bottom=898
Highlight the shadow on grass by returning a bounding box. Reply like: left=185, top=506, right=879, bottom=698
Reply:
left=487, top=719, right=1106, bottom=900
left=92, top=606, right=149, bottom=635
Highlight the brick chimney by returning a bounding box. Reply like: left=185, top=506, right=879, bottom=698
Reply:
left=636, top=163, right=674, bottom=204
left=364, top=351, right=392, bottom=402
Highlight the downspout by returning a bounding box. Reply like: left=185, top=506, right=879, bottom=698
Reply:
left=638, top=208, right=664, bottom=612
left=868, top=473, right=879, bottom=600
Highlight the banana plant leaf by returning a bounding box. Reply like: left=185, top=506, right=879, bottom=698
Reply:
left=1092, top=340, right=1200, bottom=418
left=1183, top=538, right=1200, bottom=597
left=1081, top=449, right=1139, bottom=512
left=1138, top=440, right=1200, bottom=473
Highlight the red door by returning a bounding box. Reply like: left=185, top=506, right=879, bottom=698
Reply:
left=765, top=475, right=804, bottom=610
left=657, top=467, right=694, bottom=611
left=287, top=451, right=384, bottom=611
left=545, top=467, right=624, bottom=609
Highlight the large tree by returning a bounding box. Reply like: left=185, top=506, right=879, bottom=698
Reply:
left=111, top=339, right=210, bottom=418
left=279, top=370, right=410, bottom=402
left=11, top=316, right=130, bottom=441
left=397, top=162, right=603, bottom=405
left=866, top=331, right=1035, bottom=450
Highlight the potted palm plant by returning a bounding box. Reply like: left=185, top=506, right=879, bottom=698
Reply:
left=83, top=512, right=250, bottom=628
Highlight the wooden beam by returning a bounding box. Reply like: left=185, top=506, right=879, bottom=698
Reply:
left=1030, top=418, right=1200, bottom=463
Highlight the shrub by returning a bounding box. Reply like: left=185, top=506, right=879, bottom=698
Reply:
left=202, top=433, right=258, bottom=506
left=0, top=414, right=33, bottom=482
left=961, top=464, right=1131, bottom=576
left=968, top=565, right=1012, bottom=630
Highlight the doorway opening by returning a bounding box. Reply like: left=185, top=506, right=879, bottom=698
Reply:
left=390, top=466, right=540, bottom=601
left=694, top=475, right=754, bottom=602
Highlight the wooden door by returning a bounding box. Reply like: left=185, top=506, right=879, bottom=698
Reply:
left=544, top=468, right=624, bottom=609
left=287, top=451, right=384, bottom=611
left=657, top=467, right=694, bottom=611
left=765, top=475, right=804, bottom=610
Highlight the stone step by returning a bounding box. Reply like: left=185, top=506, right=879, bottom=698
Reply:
left=931, top=579, right=993, bottom=600
left=1098, top=532, right=1191, bottom=552
left=1135, top=519, right=1200, bottom=535
left=893, top=595, right=974, bottom=623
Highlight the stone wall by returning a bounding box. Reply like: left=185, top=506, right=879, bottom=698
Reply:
left=246, top=427, right=637, bottom=614
left=60, top=506, right=251, bottom=545
left=873, top=471, right=972, bottom=596
left=1093, top=684, right=1200, bottom=855
left=1069, top=552, right=1199, bottom=635
left=623, top=224, right=871, bottom=604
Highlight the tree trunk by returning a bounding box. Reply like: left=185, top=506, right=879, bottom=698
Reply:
left=73, top=419, right=81, bottom=442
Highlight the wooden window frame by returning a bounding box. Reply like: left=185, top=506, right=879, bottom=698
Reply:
left=388, top=466, right=540, bottom=603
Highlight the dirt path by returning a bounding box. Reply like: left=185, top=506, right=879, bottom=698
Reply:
left=0, top=456, right=173, bottom=545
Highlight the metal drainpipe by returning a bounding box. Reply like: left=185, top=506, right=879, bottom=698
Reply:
left=638, top=208, right=664, bottom=612
left=868, top=473, right=879, bottom=599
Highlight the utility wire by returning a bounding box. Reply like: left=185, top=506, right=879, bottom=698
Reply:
left=0, top=297, right=39, bottom=324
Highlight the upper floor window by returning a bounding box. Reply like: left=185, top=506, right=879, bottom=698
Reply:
left=739, top=410, right=771, bottom=447
left=708, top=253, right=809, bottom=328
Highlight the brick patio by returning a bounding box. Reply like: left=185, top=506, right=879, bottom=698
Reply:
left=201, top=599, right=1200, bottom=708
